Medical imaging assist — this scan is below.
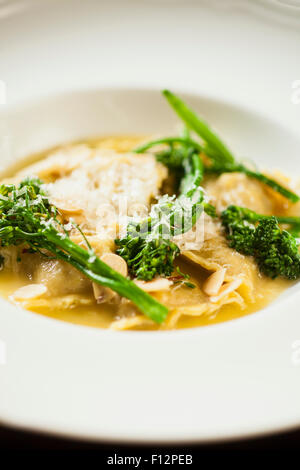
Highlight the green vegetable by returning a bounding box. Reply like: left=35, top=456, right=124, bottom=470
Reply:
left=184, top=281, right=196, bottom=289
left=162, top=89, right=235, bottom=164
left=116, top=147, right=206, bottom=280
left=115, top=234, right=180, bottom=282
left=134, top=137, right=202, bottom=193
left=134, top=137, right=202, bottom=156
left=221, top=205, right=300, bottom=228
left=221, top=205, right=300, bottom=280
left=134, top=134, right=215, bottom=218
left=205, top=162, right=300, bottom=203
left=0, top=178, right=168, bottom=324
left=254, top=218, right=300, bottom=279
left=221, top=206, right=255, bottom=256
left=161, top=90, right=300, bottom=203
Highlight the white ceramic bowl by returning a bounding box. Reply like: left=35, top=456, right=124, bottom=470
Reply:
left=1, top=0, right=300, bottom=444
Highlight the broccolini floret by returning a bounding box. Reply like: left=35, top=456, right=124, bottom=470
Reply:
left=221, top=205, right=255, bottom=256
left=116, top=147, right=207, bottom=281
left=254, top=218, right=300, bottom=280
left=221, top=205, right=300, bottom=280
left=115, top=230, right=180, bottom=281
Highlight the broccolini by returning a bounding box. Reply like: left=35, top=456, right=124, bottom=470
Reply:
left=0, top=178, right=168, bottom=323
left=116, top=146, right=207, bottom=280
left=221, top=205, right=300, bottom=280
left=135, top=90, right=299, bottom=203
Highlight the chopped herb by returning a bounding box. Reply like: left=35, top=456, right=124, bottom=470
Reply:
left=184, top=281, right=196, bottom=289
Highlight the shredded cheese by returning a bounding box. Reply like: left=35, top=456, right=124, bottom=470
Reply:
left=40, top=147, right=167, bottom=238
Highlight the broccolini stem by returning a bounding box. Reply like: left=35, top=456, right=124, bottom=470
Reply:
left=162, top=89, right=235, bottom=164
left=162, top=90, right=300, bottom=203
left=207, top=163, right=300, bottom=203
left=179, top=152, right=204, bottom=197
left=228, top=205, right=300, bottom=226
left=43, top=231, right=169, bottom=324
left=134, top=137, right=202, bottom=154
left=241, top=167, right=300, bottom=203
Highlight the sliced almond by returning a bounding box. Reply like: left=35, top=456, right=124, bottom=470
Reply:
left=92, top=282, right=115, bottom=304
left=101, top=253, right=128, bottom=277
left=134, top=278, right=172, bottom=292
left=52, top=199, right=83, bottom=214
left=209, top=278, right=242, bottom=303
left=12, top=283, right=48, bottom=301
left=93, top=253, right=128, bottom=303
left=202, top=268, right=227, bottom=296
left=110, top=315, right=154, bottom=330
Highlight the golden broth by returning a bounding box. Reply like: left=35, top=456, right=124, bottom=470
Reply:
left=0, top=262, right=289, bottom=330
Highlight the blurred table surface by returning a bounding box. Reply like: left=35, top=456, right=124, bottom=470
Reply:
left=1, top=423, right=300, bottom=451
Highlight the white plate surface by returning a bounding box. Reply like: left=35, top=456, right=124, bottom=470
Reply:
left=0, top=0, right=300, bottom=443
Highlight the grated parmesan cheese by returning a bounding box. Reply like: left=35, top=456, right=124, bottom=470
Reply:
left=36, top=147, right=167, bottom=239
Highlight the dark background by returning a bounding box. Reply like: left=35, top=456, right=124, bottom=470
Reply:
left=1, top=424, right=299, bottom=453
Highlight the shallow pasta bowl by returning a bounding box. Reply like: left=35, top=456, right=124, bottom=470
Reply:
left=0, top=87, right=300, bottom=443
